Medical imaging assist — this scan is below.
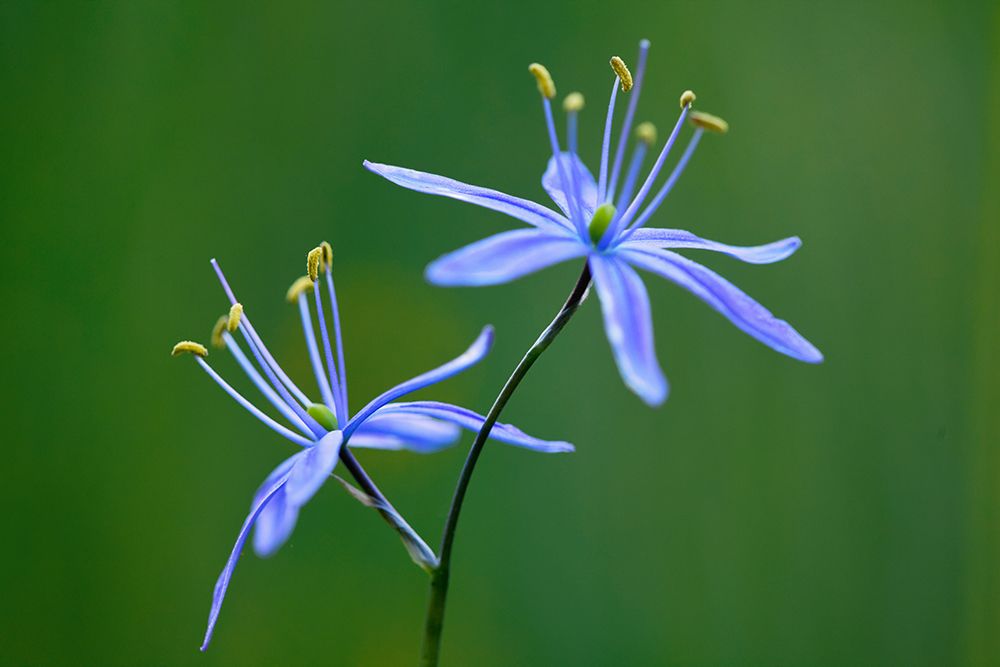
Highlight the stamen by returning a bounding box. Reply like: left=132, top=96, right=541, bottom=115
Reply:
left=613, top=139, right=648, bottom=214
left=323, top=259, right=350, bottom=418
left=211, top=316, right=228, bottom=349
left=307, top=247, right=323, bottom=282
left=610, top=103, right=691, bottom=234
left=320, top=241, right=333, bottom=269
left=223, top=332, right=314, bottom=437
left=227, top=303, right=243, bottom=332
left=313, top=270, right=345, bottom=422
left=621, top=129, right=705, bottom=240
left=690, top=111, right=729, bottom=134
left=211, top=259, right=319, bottom=431
left=194, top=355, right=312, bottom=448
left=636, top=121, right=657, bottom=145
left=679, top=90, right=696, bottom=108
left=606, top=39, right=650, bottom=205
left=562, top=92, right=585, bottom=112
left=528, top=63, right=556, bottom=99
left=296, top=291, right=338, bottom=409
left=540, top=95, right=585, bottom=235
left=609, top=56, right=633, bottom=91
left=172, top=341, right=208, bottom=357
left=598, top=78, right=620, bottom=202
left=286, top=276, right=314, bottom=303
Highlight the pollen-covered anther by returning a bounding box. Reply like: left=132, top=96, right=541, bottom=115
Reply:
left=679, top=90, right=696, bottom=108
left=227, top=303, right=243, bottom=332
left=636, top=121, right=657, bottom=145
left=563, top=92, right=585, bottom=113
left=320, top=241, right=333, bottom=269
left=307, top=247, right=323, bottom=282
left=609, top=56, right=633, bottom=92
left=211, top=315, right=228, bottom=349
left=172, top=340, right=208, bottom=358
left=286, top=275, right=314, bottom=303
left=528, top=63, right=556, bottom=99
left=689, top=111, right=729, bottom=134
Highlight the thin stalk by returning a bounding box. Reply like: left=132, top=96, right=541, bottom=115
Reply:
left=419, top=262, right=593, bottom=667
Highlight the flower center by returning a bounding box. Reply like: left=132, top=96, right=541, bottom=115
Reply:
left=588, top=202, right=617, bottom=245
left=308, top=403, right=338, bottom=431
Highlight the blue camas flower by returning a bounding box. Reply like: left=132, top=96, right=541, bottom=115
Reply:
left=172, top=244, right=571, bottom=650
left=365, top=40, right=822, bottom=406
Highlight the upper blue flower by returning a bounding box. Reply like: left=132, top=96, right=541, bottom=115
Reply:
left=365, top=40, right=822, bottom=406
left=174, top=245, right=572, bottom=650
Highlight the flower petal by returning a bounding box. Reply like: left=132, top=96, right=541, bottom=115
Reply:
left=589, top=254, right=668, bottom=406
left=284, top=431, right=343, bottom=507
left=250, top=456, right=300, bottom=557
left=624, top=228, right=802, bottom=264
left=201, top=470, right=291, bottom=651
left=363, top=160, right=573, bottom=234
left=349, top=412, right=461, bottom=453
left=375, top=401, right=575, bottom=453
left=620, top=246, right=824, bottom=363
left=542, top=152, right=598, bottom=220
left=426, top=229, right=587, bottom=287
left=344, top=326, right=494, bottom=437
left=252, top=486, right=299, bottom=558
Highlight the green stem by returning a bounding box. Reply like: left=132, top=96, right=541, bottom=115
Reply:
left=419, top=262, right=593, bottom=667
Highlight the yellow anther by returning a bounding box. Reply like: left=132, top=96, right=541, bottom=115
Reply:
left=528, top=63, right=556, bottom=99
left=307, top=247, right=323, bottom=282
left=679, top=90, right=696, bottom=108
left=286, top=275, right=314, bottom=302
left=211, top=315, right=228, bottom=349
left=609, top=56, right=633, bottom=92
left=172, top=341, right=208, bottom=358
left=563, top=92, right=585, bottom=113
left=689, top=111, right=729, bottom=134
left=636, top=121, right=657, bottom=145
left=320, top=241, right=333, bottom=270
left=227, top=303, right=243, bottom=332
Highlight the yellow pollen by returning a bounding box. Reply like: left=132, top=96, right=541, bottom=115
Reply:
left=286, top=275, right=314, bottom=302
left=609, top=56, right=633, bottom=92
left=528, top=63, right=556, bottom=99
left=320, top=241, right=333, bottom=270
left=679, top=90, right=696, bottom=108
left=211, top=315, right=228, bottom=349
left=636, top=121, right=657, bottom=145
left=227, top=303, right=243, bottom=332
left=172, top=340, right=208, bottom=358
left=307, top=247, right=323, bottom=282
left=689, top=111, right=729, bottom=134
left=563, top=92, right=585, bottom=113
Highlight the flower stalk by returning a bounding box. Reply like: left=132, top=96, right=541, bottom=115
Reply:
left=419, top=262, right=593, bottom=667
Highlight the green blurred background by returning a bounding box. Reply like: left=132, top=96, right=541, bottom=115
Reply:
left=2, top=1, right=997, bottom=665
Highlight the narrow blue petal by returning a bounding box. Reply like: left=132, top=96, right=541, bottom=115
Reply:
left=623, top=229, right=802, bottom=264
left=201, top=471, right=291, bottom=651
left=284, top=431, right=343, bottom=507
left=350, top=412, right=461, bottom=453
left=426, top=229, right=587, bottom=287
left=252, top=456, right=300, bottom=558
left=620, top=247, right=824, bottom=363
left=344, top=326, right=494, bottom=437
left=363, top=160, right=574, bottom=234
left=375, top=401, right=575, bottom=453
left=542, top=152, right=598, bottom=220
left=589, top=254, right=668, bottom=406
left=252, top=487, right=298, bottom=558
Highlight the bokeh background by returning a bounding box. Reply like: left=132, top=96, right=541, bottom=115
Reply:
left=2, top=1, right=997, bottom=665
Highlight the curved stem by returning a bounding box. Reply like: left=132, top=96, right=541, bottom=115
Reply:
left=419, top=262, right=593, bottom=667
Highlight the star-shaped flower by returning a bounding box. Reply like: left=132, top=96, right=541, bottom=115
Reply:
left=173, top=245, right=571, bottom=650
left=365, top=40, right=822, bottom=405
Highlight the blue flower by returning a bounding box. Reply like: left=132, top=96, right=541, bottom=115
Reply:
left=365, top=40, right=822, bottom=406
left=173, top=246, right=572, bottom=650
